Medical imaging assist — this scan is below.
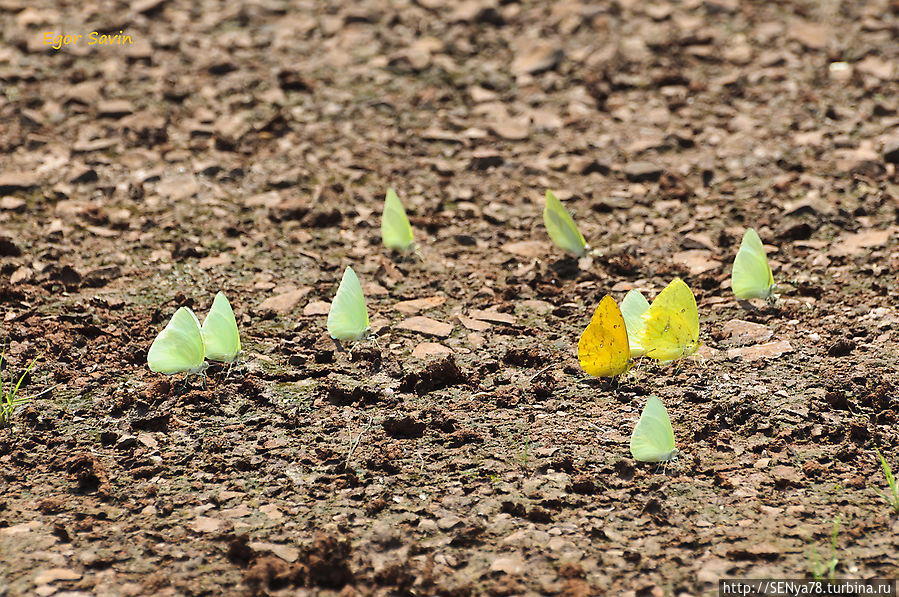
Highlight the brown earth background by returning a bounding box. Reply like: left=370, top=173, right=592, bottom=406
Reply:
left=1, top=0, right=899, bottom=595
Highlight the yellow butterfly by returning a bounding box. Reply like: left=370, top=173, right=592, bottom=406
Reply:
left=639, top=278, right=700, bottom=362
left=577, top=295, right=631, bottom=377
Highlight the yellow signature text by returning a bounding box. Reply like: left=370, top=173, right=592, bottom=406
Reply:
left=43, top=31, right=133, bottom=50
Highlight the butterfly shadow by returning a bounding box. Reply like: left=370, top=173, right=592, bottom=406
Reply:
left=632, top=457, right=681, bottom=478
left=578, top=375, right=644, bottom=397
left=332, top=336, right=383, bottom=369
left=175, top=368, right=208, bottom=394
left=736, top=296, right=781, bottom=315
left=548, top=256, right=582, bottom=280
left=205, top=359, right=245, bottom=382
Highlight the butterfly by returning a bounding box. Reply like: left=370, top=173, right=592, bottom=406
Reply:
left=639, top=278, right=700, bottom=362
left=201, top=292, right=242, bottom=363
left=731, top=227, right=775, bottom=300
left=381, top=188, right=415, bottom=252
left=577, top=295, right=631, bottom=377
left=629, top=395, right=678, bottom=463
left=327, top=266, right=371, bottom=341
left=147, top=306, right=207, bottom=375
left=620, top=289, right=650, bottom=357
left=543, top=190, right=587, bottom=256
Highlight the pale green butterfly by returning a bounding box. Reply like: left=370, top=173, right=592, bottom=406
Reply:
left=620, top=289, right=650, bottom=357
left=543, top=190, right=587, bottom=256
left=731, top=227, right=774, bottom=300
left=147, top=307, right=207, bottom=375
left=381, top=188, right=415, bottom=252
left=629, top=395, right=678, bottom=463
left=201, top=292, right=241, bottom=363
left=327, top=266, right=370, bottom=341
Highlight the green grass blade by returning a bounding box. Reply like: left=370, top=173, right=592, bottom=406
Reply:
left=875, top=449, right=899, bottom=511
left=11, top=354, right=37, bottom=401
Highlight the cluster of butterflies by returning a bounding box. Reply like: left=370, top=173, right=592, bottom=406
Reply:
left=146, top=188, right=777, bottom=466
left=544, top=190, right=776, bottom=462
left=147, top=292, right=242, bottom=375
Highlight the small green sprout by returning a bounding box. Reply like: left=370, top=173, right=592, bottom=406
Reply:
left=875, top=450, right=899, bottom=513
left=0, top=344, right=37, bottom=427
left=808, top=515, right=842, bottom=581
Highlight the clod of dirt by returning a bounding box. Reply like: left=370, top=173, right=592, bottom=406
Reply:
left=303, top=532, right=353, bottom=588
left=623, top=161, right=663, bottom=183
left=825, top=390, right=850, bottom=411
left=17, top=404, right=57, bottom=431
left=769, top=465, right=801, bottom=488
left=502, top=347, right=543, bottom=367
left=0, top=235, right=21, bottom=256
left=49, top=265, right=82, bottom=289
left=364, top=497, right=387, bottom=516
left=401, top=355, right=467, bottom=395
left=501, top=501, right=526, bottom=518
left=239, top=376, right=268, bottom=405
left=144, top=379, right=172, bottom=400
left=443, top=429, right=482, bottom=448
left=226, top=534, right=256, bottom=566
left=882, top=136, right=899, bottom=163
left=66, top=453, right=112, bottom=498
left=301, top=208, right=342, bottom=228
left=130, top=411, right=170, bottom=432
left=526, top=507, right=553, bottom=523
left=801, top=460, right=826, bottom=479
left=350, top=345, right=382, bottom=367
left=848, top=420, right=870, bottom=443
left=777, top=222, right=813, bottom=241
left=269, top=197, right=309, bottom=221
left=277, top=68, right=312, bottom=92
left=468, top=150, right=503, bottom=170
left=382, top=415, right=426, bottom=439
left=324, top=375, right=383, bottom=406
left=82, top=266, right=121, bottom=288
left=605, top=252, right=641, bottom=277
left=568, top=475, right=600, bottom=495
left=827, top=339, right=855, bottom=356
left=449, top=524, right=485, bottom=547
left=659, top=171, right=692, bottom=200
left=37, top=497, right=65, bottom=514
left=614, top=459, right=635, bottom=481
left=244, top=555, right=304, bottom=595
left=425, top=408, right=456, bottom=433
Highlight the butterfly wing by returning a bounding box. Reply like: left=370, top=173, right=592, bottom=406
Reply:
left=201, top=292, right=241, bottom=363
left=650, top=278, right=698, bottom=340
left=577, top=295, right=630, bottom=377
left=731, top=228, right=774, bottom=299
left=640, top=308, right=697, bottom=361
left=543, top=190, right=586, bottom=256
left=381, top=188, right=415, bottom=251
left=620, top=289, right=650, bottom=356
left=148, top=307, right=206, bottom=374
left=630, top=396, right=677, bottom=462
left=327, top=266, right=370, bottom=341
